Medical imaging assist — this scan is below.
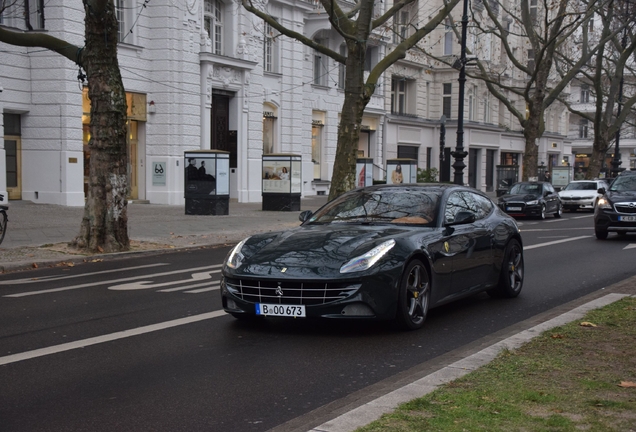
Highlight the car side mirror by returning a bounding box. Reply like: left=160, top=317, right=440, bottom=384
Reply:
left=446, top=210, right=476, bottom=226
left=299, top=210, right=313, bottom=223
left=597, top=187, right=606, bottom=194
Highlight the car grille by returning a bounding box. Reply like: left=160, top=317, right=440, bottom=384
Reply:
left=503, top=201, right=526, bottom=210
left=561, top=197, right=577, bottom=201
left=224, top=277, right=361, bottom=306
left=614, top=202, right=636, bottom=214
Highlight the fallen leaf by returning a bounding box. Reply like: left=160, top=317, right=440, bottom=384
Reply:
left=579, top=322, right=597, bottom=327
left=97, top=246, right=104, bottom=253
left=91, top=259, right=103, bottom=262
left=551, top=334, right=564, bottom=339
left=32, top=263, right=38, bottom=268
left=618, top=381, right=636, bottom=388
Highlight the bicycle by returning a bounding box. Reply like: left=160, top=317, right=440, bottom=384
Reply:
left=0, top=193, right=7, bottom=246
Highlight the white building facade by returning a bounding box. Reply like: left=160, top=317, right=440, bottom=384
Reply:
left=1, top=0, right=591, bottom=207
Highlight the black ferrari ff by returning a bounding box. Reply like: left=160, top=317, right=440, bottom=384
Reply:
left=221, top=184, right=524, bottom=330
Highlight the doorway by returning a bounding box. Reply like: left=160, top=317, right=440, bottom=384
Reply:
left=4, top=136, right=21, bottom=200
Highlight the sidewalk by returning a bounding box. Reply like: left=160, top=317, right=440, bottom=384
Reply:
left=0, top=196, right=329, bottom=272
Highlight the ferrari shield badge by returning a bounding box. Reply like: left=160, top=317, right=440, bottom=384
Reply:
left=443, top=241, right=450, bottom=253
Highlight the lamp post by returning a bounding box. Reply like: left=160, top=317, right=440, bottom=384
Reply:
left=439, top=115, right=446, bottom=173
left=611, top=1, right=629, bottom=177
left=451, top=0, right=470, bottom=185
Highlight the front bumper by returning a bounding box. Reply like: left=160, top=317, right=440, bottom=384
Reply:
left=219, top=270, right=402, bottom=321
left=594, top=210, right=636, bottom=233
left=560, top=197, right=596, bottom=210
left=499, top=203, right=542, bottom=218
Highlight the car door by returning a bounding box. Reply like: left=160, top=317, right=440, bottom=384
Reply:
left=442, top=191, right=494, bottom=299
left=543, top=183, right=558, bottom=212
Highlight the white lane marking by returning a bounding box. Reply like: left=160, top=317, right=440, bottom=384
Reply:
left=624, top=244, right=636, bottom=250
left=3, top=265, right=222, bottom=298
left=522, top=227, right=593, bottom=232
left=0, top=263, right=169, bottom=285
left=109, top=270, right=221, bottom=291
left=185, top=284, right=220, bottom=294
left=524, top=236, right=590, bottom=250
left=159, top=281, right=219, bottom=293
left=0, top=310, right=227, bottom=366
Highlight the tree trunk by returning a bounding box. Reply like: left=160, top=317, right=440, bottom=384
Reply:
left=588, top=125, right=611, bottom=179
left=71, top=0, right=130, bottom=252
left=522, top=113, right=541, bottom=181
left=328, top=42, right=370, bottom=201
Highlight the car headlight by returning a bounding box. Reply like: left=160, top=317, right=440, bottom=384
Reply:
left=225, top=237, right=250, bottom=269
left=526, top=200, right=539, bottom=206
left=597, top=197, right=611, bottom=209
left=340, top=239, right=396, bottom=274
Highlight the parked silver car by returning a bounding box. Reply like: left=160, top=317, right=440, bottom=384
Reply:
left=558, top=179, right=610, bottom=212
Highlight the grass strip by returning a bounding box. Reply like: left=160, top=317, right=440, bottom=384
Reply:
left=358, top=297, right=636, bottom=432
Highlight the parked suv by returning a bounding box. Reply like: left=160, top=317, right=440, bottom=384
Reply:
left=594, top=170, right=636, bottom=239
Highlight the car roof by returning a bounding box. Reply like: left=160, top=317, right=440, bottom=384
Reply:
left=617, top=170, right=636, bottom=176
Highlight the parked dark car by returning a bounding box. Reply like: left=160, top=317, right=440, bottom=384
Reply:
left=594, top=170, right=636, bottom=239
left=221, top=184, right=524, bottom=331
left=497, top=181, right=562, bottom=219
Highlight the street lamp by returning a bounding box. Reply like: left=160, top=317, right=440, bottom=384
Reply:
left=451, top=0, right=470, bottom=185
left=439, top=115, right=446, bottom=172
left=611, top=1, right=630, bottom=177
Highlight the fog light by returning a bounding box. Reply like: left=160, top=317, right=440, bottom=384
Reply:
left=227, top=298, right=237, bottom=310
left=341, top=304, right=374, bottom=316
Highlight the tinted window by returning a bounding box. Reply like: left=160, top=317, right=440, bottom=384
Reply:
left=310, top=188, right=441, bottom=225
left=472, top=193, right=493, bottom=219
left=445, top=191, right=478, bottom=223
left=609, top=174, right=636, bottom=192
left=509, top=183, right=541, bottom=194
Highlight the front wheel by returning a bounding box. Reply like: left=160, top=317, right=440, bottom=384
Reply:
left=595, top=228, right=608, bottom=240
left=488, top=239, right=524, bottom=298
left=0, top=211, right=7, bottom=246
left=554, top=204, right=562, bottom=218
left=538, top=204, right=546, bottom=220
left=395, top=259, right=430, bottom=331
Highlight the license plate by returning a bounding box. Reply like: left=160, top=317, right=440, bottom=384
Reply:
left=507, top=207, right=522, bottom=212
left=256, top=303, right=306, bottom=317
left=618, top=215, right=636, bottom=222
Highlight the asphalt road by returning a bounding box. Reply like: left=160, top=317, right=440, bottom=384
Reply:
left=1, top=212, right=636, bottom=432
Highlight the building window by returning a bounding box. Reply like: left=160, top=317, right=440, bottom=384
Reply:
left=483, top=96, right=491, bottom=123
left=426, top=147, right=432, bottom=169
left=365, top=46, right=378, bottom=72
left=398, top=145, right=419, bottom=164
left=579, top=119, right=589, bottom=138
left=444, top=20, right=453, bottom=55
left=26, top=0, right=45, bottom=29
left=393, top=10, right=409, bottom=44
left=580, top=85, right=590, bottom=103
left=391, top=77, right=407, bottom=114
left=443, top=83, right=452, bottom=118
left=204, top=0, right=223, bottom=55
left=468, top=87, right=475, bottom=121
left=116, top=0, right=127, bottom=42
left=527, top=48, right=535, bottom=72
left=529, top=0, right=538, bottom=22
left=263, top=21, right=279, bottom=73
left=313, top=38, right=328, bottom=86
left=0, top=0, right=44, bottom=29
left=312, top=123, right=323, bottom=179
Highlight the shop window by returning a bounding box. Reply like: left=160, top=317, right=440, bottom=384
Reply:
left=312, top=122, right=323, bottom=179
left=398, top=145, right=419, bottom=164
left=444, top=20, right=453, bottom=55
left=580, top=85, right=590, bottom=103
left=313, top=37, right=328, bottom=86
left=0, top=0, right=44, bottom=29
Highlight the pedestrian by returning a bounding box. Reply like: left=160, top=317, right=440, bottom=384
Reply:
left=574, top=168, right=585, bottom=180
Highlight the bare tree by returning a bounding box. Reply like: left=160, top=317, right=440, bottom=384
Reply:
left=241, top=0, right=461, bottom=200
left=557, top=0, right=636, bottom=179
left=0, top=0, right=129, bottom=252
left=426, top=0, right=615, bottom=180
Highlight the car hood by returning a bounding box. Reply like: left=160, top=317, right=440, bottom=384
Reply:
left=606, top=190, right=636, bottom=202
left=228, top=224, right=424, bottom=278
left=499, top=193, right=540, bottom=203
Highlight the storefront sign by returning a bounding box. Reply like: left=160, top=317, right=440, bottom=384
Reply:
left=152, top=162, right=166, bottom=186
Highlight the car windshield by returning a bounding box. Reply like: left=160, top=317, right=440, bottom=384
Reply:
left=508, top=183, right=542, bottom=195
left=309, top=189, right=441, bottom=225
left=563, top=182, right=598, bottom=191
left=609, top=174, right=636, bottom=192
